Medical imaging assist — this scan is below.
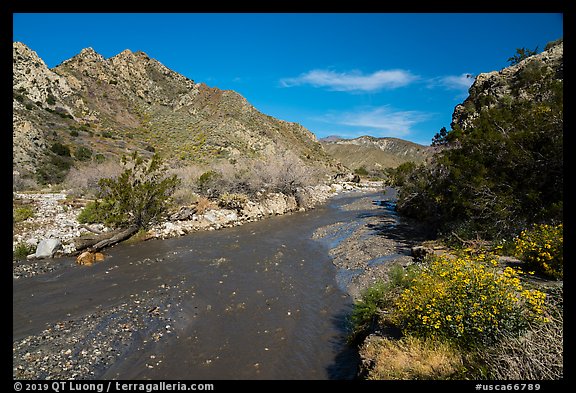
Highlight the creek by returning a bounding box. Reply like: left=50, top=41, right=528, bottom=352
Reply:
left=13, top=189, right=403, bottom=379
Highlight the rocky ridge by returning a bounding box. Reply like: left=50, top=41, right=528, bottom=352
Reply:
left=451, top=40, right=563, bottom=131
left=13, top=42, right=338, bottom=179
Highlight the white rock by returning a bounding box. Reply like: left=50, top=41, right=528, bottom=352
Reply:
left=34, top=238, right=62, bottom=259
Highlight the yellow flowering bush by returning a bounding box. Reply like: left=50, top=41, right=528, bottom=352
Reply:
left=515, top=223, right=563, bottom=279
left=393, top=255, right=547, bottom=347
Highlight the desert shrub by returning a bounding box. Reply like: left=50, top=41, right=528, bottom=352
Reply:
left=13, top=242, right=36, bottom=260
left=13, top=206, right=34, bottom=223
left=64, top=160, right=123, bottom=198
left=70, top=129, right=79, bottom=137
left=507, top=47, right=539, bottom=66
left=354, top=166, right=369, bottom=177
left=75, top=146, right=93, bottom=161
left=172, top=188, right=199, bottom=206
left=218, top=193, right=248, bottom=212
left=50, top=142, right=71, bottom=157
left=77, top=200, right=112, bottom=224
left=197, top=170, right=222, bottom=198
left=350, top=264, right=418, bottom=339
left=195, top=196, right=214, bottom=215
left=36, top=154, right=73, bottom=185
left=361, top=335, right=464, bottom=380
left=388, top=61, right=562, bottom=240
left=544, top=37, right=563, bottom=51
left=94, top=153, right=106, bottom=164
left=514, top=223, right=563, bottom=279
left=94, top=152, right=181, bottom=228
left=471, top=287, right=562, bottom=380
left=393, top=255, right=548, bottom=348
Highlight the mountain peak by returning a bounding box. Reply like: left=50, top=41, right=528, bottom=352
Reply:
left=78, top=47, right=103, bottom=61
left=13, top=43, right=337, bottom=176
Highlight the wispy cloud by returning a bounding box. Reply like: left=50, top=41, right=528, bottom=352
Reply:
left=318, top=106, right=431, bottom=138
left=280, top=69, right=418, bottom=92
left=429, top=73, right=475, bottom=91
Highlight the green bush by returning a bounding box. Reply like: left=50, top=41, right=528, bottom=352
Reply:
left=515, top=223, right=563, bottom=279
left=13, top=206, right=34, bottom=223
left=70, top=129, right=79, bottom=137
left=95, top=152, right=181, bottom=228
left=94, top=153, right=106, bottom=164
left=389, top=74, right=562, bottom=240
left=51, top=142, right=71, bottom=157
left=77, top=200, right=107, bottom=224
left=197, top=170, right=222, bottom=197
left=75, top=146, right=93, bottom=161
left=36, top=154, right=72, bottom=185
left=350, top=264, right=418, bottom=339
left=507, top=47, right=539, bottom=66
left=393, top=254, right=548, bottom=348
left=218, top=193, right=248, bottom=212
left=13, top=242, right=36, bottom=260
left=354, top=166, right=369, bottom=176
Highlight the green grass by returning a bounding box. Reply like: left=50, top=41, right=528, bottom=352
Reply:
left=13, top=206, right=35, bottom=223
left=13, top=242, right=35, bottom=260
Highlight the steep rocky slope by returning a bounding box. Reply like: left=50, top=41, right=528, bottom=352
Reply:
left=13, top=42, right=337, bottom=182
left=321, top=136, right=432, bottom=171
left=451, top=40, right=563, bottom=131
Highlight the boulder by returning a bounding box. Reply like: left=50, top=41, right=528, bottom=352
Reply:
left=76, top=251, right=105, bottom=266
left=170, top=205, right=197, bottom=221
left=411, top=245, right=432, bottom=261
left=34, top=238, right=62, bottom=259
left=76, top=251, right=95, bottom=266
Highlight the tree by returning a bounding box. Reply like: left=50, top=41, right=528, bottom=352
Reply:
left=95, top=152, right=181, bottom=229
left=388, top=69, right=562, bottom=240
left=507, top=46, right=539, bottom=66
left=431, top=127, right=448, bottom=146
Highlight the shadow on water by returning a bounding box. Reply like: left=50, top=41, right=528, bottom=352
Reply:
left=325, top=308, right=361, bottom=380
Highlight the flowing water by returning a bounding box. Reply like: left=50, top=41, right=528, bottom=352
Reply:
left=13, top=189, right=399, bottom=380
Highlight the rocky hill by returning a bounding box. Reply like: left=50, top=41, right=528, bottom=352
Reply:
left=13, top=42, right=337, bottom=183
left=320, top=136, right=432, bottom=172
left=451, top=39, right=563, bottom=131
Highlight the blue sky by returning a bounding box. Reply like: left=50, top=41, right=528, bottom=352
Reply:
left=13, top=13, right=563, bottom=145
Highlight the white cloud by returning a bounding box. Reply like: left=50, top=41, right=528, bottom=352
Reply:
left=429, top=73, right=475, bottom=91
left=319, top=106, right=431, bottom=138
left=280, top=69, right=417, bottom=92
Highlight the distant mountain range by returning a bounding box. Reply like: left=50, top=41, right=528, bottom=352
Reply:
left=320, top=135, right=432, bottom=171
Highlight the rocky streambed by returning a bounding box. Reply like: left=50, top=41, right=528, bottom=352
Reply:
left=313, top=190, right=430, bottom=300
left=13, top=186, right=426, bottom=380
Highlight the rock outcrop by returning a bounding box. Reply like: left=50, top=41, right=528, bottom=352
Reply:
left=451, top=40, right=563, bottom=131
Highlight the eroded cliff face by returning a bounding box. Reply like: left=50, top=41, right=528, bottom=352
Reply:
left=451, top=41, right=563, bottom=131
left=13, top=42, right=336, bottom=178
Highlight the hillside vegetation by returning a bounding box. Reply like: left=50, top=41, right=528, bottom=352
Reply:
left=12, top=42, right=340, bottom=188
left=358, top=39, right=563, bottom=380
left=387, top=39, right=563, bottom=241
left=321, top=136, right=432, bottom=176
